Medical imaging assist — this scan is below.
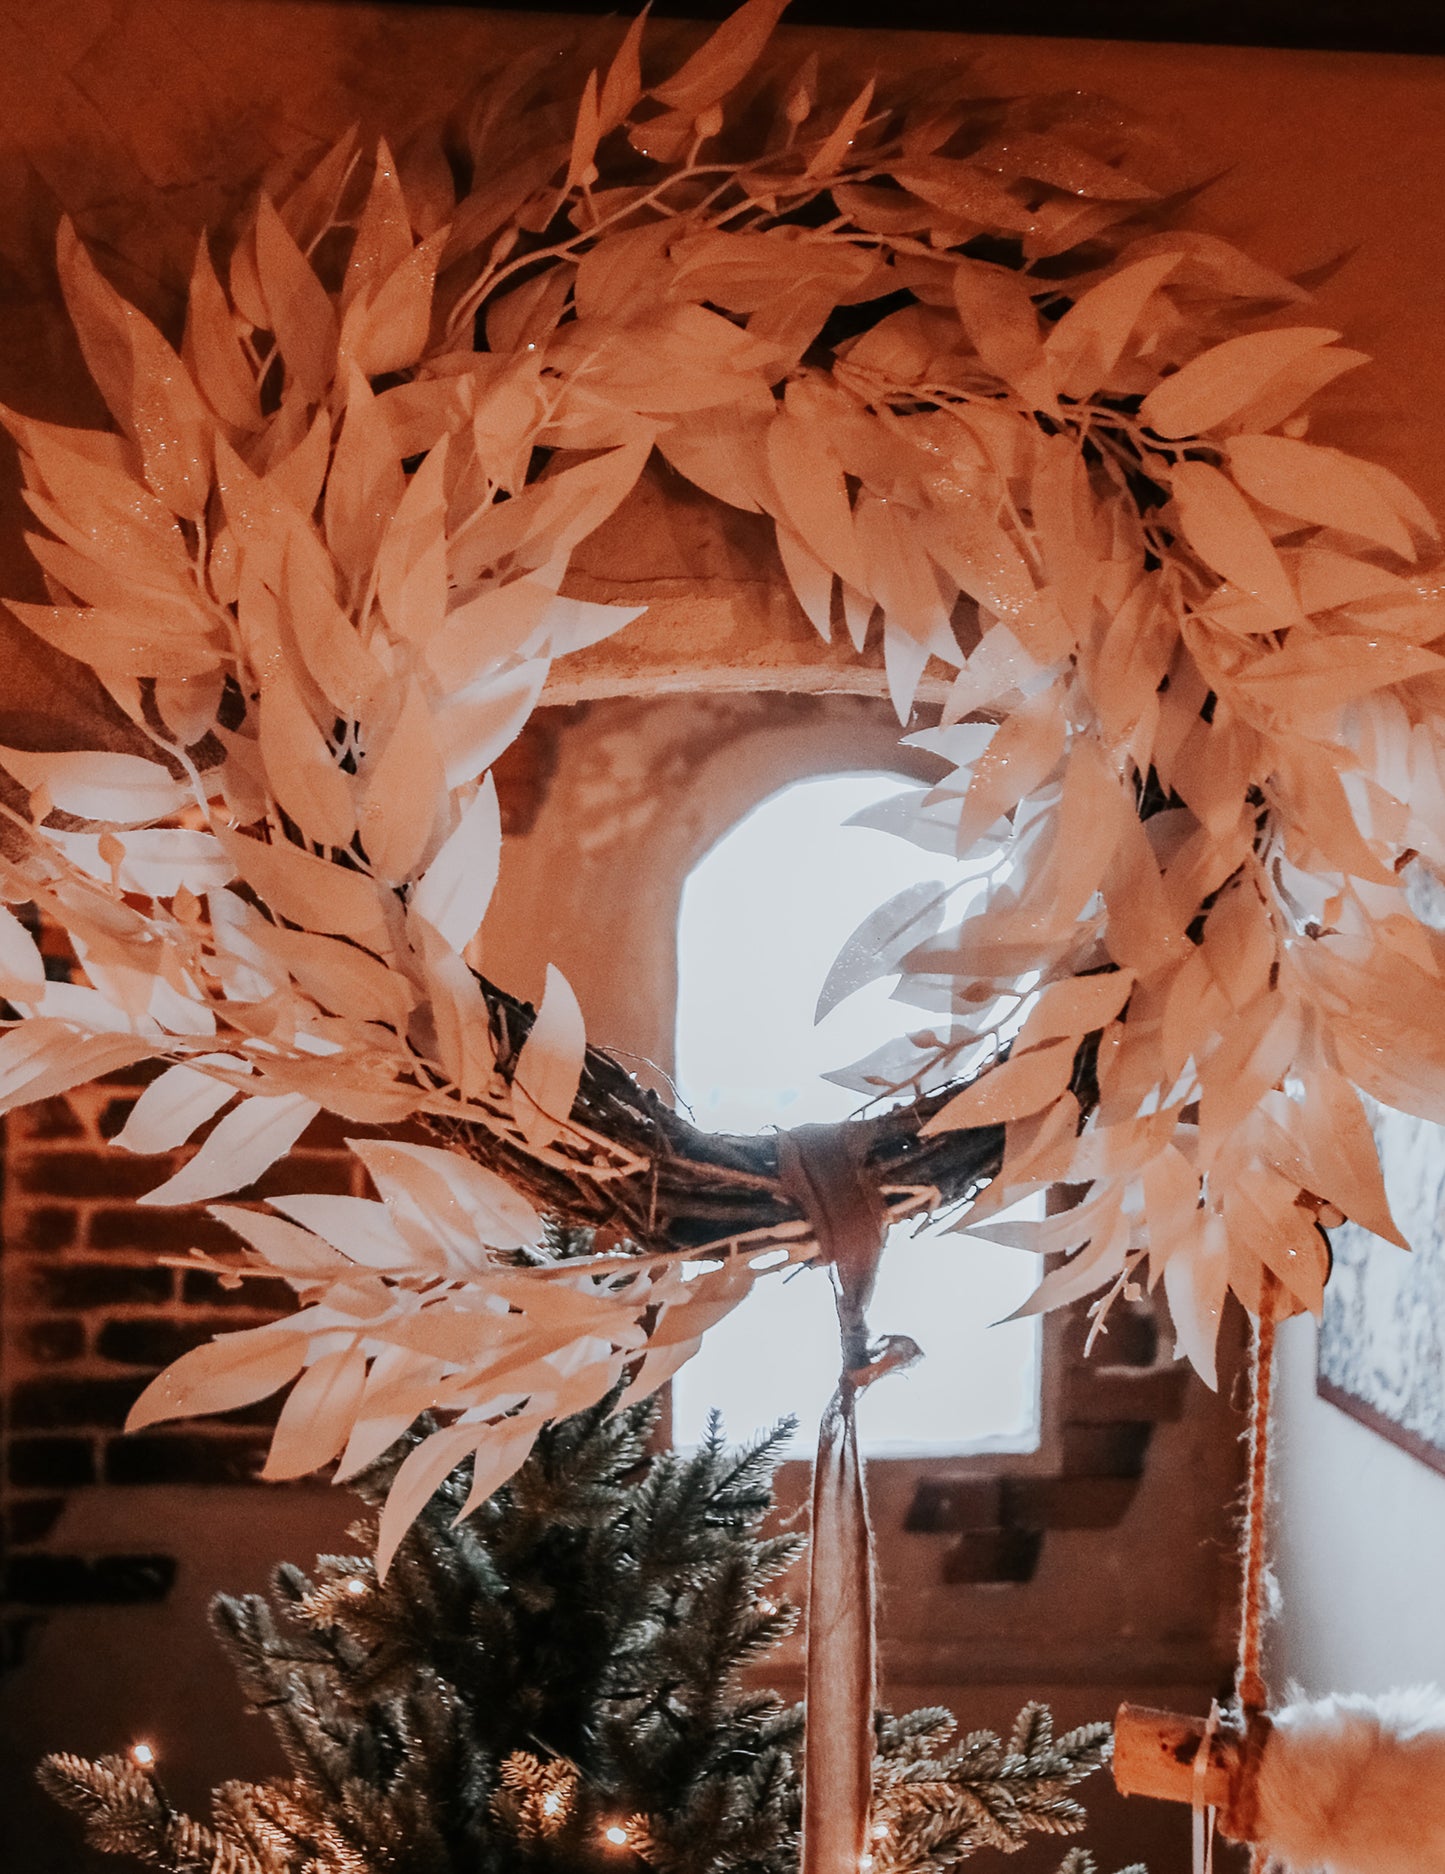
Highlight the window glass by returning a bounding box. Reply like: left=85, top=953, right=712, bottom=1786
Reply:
left=672, top=772, right=1041, bottom=1457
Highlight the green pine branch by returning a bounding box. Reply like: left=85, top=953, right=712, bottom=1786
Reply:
left=40, top=1395, right=1138, bottom=1874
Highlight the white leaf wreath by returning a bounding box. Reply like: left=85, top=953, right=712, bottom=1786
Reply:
left=2, top=0, right=1442, bottom=1568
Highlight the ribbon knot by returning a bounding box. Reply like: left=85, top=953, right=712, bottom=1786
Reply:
left=776, top=1124, right=920, bottom=1874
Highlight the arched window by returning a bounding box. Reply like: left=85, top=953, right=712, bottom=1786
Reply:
left=672, top=771, right=1041, bottom=1458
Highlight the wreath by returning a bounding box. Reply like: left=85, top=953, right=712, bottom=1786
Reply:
left=2, top=0, right=1443, bottom=1581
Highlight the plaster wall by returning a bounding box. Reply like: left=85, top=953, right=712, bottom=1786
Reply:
left=1271, top=1315, right=1445, bottom=1697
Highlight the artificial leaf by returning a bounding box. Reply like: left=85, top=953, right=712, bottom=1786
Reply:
left=0, top=1022, right=157, bottom=1115
left=358, top=682, right=445, bottom=883
left=432, top=658, right=550, bottom=790
left=266, top=405, right=332, bottom=520
left=325, top=370, right=406, bottom=597
left=347, top=1136, right=544, bottom=1254
left=343, top=140, right=414, bottom=309
left=209, top=1202, right=352, bottom=1278
left=139, top=1092, right=320, bottom=1206
left=112, top=1060, right=241, bottom=1154
left=183, top=233, right=262, bottom=432
left=1044, top=252, right=1179, bottom=399
left=1170, top=459, right=1301, bottom=622
left=411, top=913, right=495, bottom=1099
left=1162, top=1214, right=1228, bottom=1387
left=0, top=746, right=191, bottom=826
left=452, top=1419, right=542, bottom=1522
left=257, top=675, right=357, bottom=850
left=920, top=1038, right=1076, bottom=1133
left=1015, top=972, right=1135, bottom=1052
left=0, top=905, right=45, bottom=1003
left=266, top=1194, right=415, bottom=1270
left=409, top=776, right=501, bottom=953
left=216, top=828, right=386, bottom=942
left=803, top=79, right=876, bottom=182
left=1227, top=433, right=1417, bottom=560
left=343, top=227, right=449, bottom=380
left=599, top=7, right=649, bottom=130
left=815, top=881, right=946, bottom=1021
left=56, top=219, right=213, bottom=518
left=765, top=393, right=866, bottom=592
left=377, top=1422, right=490, bottom=1577
left=254, top=195, right=338, bottom=404
left=649, top=0, right=787, bottom=116
left=51, top=830, right=236, bottom=898
left=125, top=1323, right=310, bottom=1431
left=280, top=530, right=386, bottom=718
left=512, top=963, right=586, bottom=1150
left=263, top=1344, right=369, bottom=1479
left=1139, top=328, right=1342, bottom=439
left=952, top=261, right=1045, bottom=393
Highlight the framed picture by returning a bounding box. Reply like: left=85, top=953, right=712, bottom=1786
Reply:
left=1319, top=1104, right=1445, bottom=1476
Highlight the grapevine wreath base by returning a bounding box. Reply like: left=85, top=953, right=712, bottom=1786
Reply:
left=0, top=0, right=1443, bottom=1576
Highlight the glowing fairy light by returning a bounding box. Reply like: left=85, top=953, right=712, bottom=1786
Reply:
left=603, top=1824, right=630, bottom=1847
left=346, top=1578, right=368, bottom=1596
left=542, top=1792, right=565, bottom=1817
left=131, top=1743, right=156, bottom=1768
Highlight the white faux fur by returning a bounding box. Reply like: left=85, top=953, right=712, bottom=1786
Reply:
left=1255, top=1687, right=1445, bottom=1874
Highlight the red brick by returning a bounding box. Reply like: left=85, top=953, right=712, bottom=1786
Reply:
left=2, top=1495, right=68, bottom=1545
left=903, top=1477, right=1004, bottom=1533
left=10, top=1375, right=142, bottom=1431
left=297, top=1109, right=363, bottom=1154
left=105, top=1432, right=268, bottom=1485
left=15, top=1096, right=87, bottom=1141
left=179, top=1270, right=293, bottom=1312
left=88, top=1206, right=233, bottom=1256
left=13, top=1206, right=79, bottom=1254
left=16, top=1317, right=87, bottom=1364
left=1002, top=1474, right=1141, bottom=1531
left=2, top=1552, right=176, bottom=1605
left=98, top=1060, right=166, bottom=1090
left=96, top=1313, right=260, bottom=1368
left=1058, top=1421, right=1153, bottom=1478
left=8, top=1436, right=96, bottom=1488
left=98, top=1095, right=140, bottom=1138
left=26, top=1262, right=173, bottom=1310
left=15, top=1150, right=177, bottom=1200
left=942, top=1527, right=1042, bottom=1586
left=246, top=1152, right=358, bottom=1199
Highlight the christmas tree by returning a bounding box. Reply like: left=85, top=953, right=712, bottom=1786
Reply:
left=40, top=1397, right=1139, bottom=1874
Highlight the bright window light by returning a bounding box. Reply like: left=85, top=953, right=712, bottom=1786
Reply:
left=672, top=772, right=1041, bottom=1458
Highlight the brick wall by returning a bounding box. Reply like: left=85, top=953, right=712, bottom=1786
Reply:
left=0, top=1074, right=363, bottom=1657
left=0, top=727, right=557, bottom=1662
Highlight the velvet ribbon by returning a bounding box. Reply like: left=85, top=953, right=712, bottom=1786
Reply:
left=777, top=1124, right=921, bottom=1874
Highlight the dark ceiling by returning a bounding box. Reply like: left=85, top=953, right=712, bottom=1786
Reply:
left=354, top=0, right=1445, bottom=56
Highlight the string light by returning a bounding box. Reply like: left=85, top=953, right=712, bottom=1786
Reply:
left=131, top=1743, right=156, bottom=1768
left=871, top=1823, right=891, bottom=1841
left=345, top=1578, right=368, bottom=1597
left=859, top=1854, right=874, bottom=1870
left=603, top=1824, right=630, bottom=1847
left=541, top=1792, right=565, bottom=1818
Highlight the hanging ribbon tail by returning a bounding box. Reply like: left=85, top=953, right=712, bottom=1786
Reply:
left=806, top=1372, right=875, bottom=1874
left=778, top=1124, right=915, bottom=1874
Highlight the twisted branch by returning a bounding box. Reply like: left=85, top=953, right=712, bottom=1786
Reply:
left=422, top=977, right=1007, bottom=1257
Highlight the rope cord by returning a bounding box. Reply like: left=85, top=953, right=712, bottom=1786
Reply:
left=1238, top=1267, right=1279, bottom=1719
